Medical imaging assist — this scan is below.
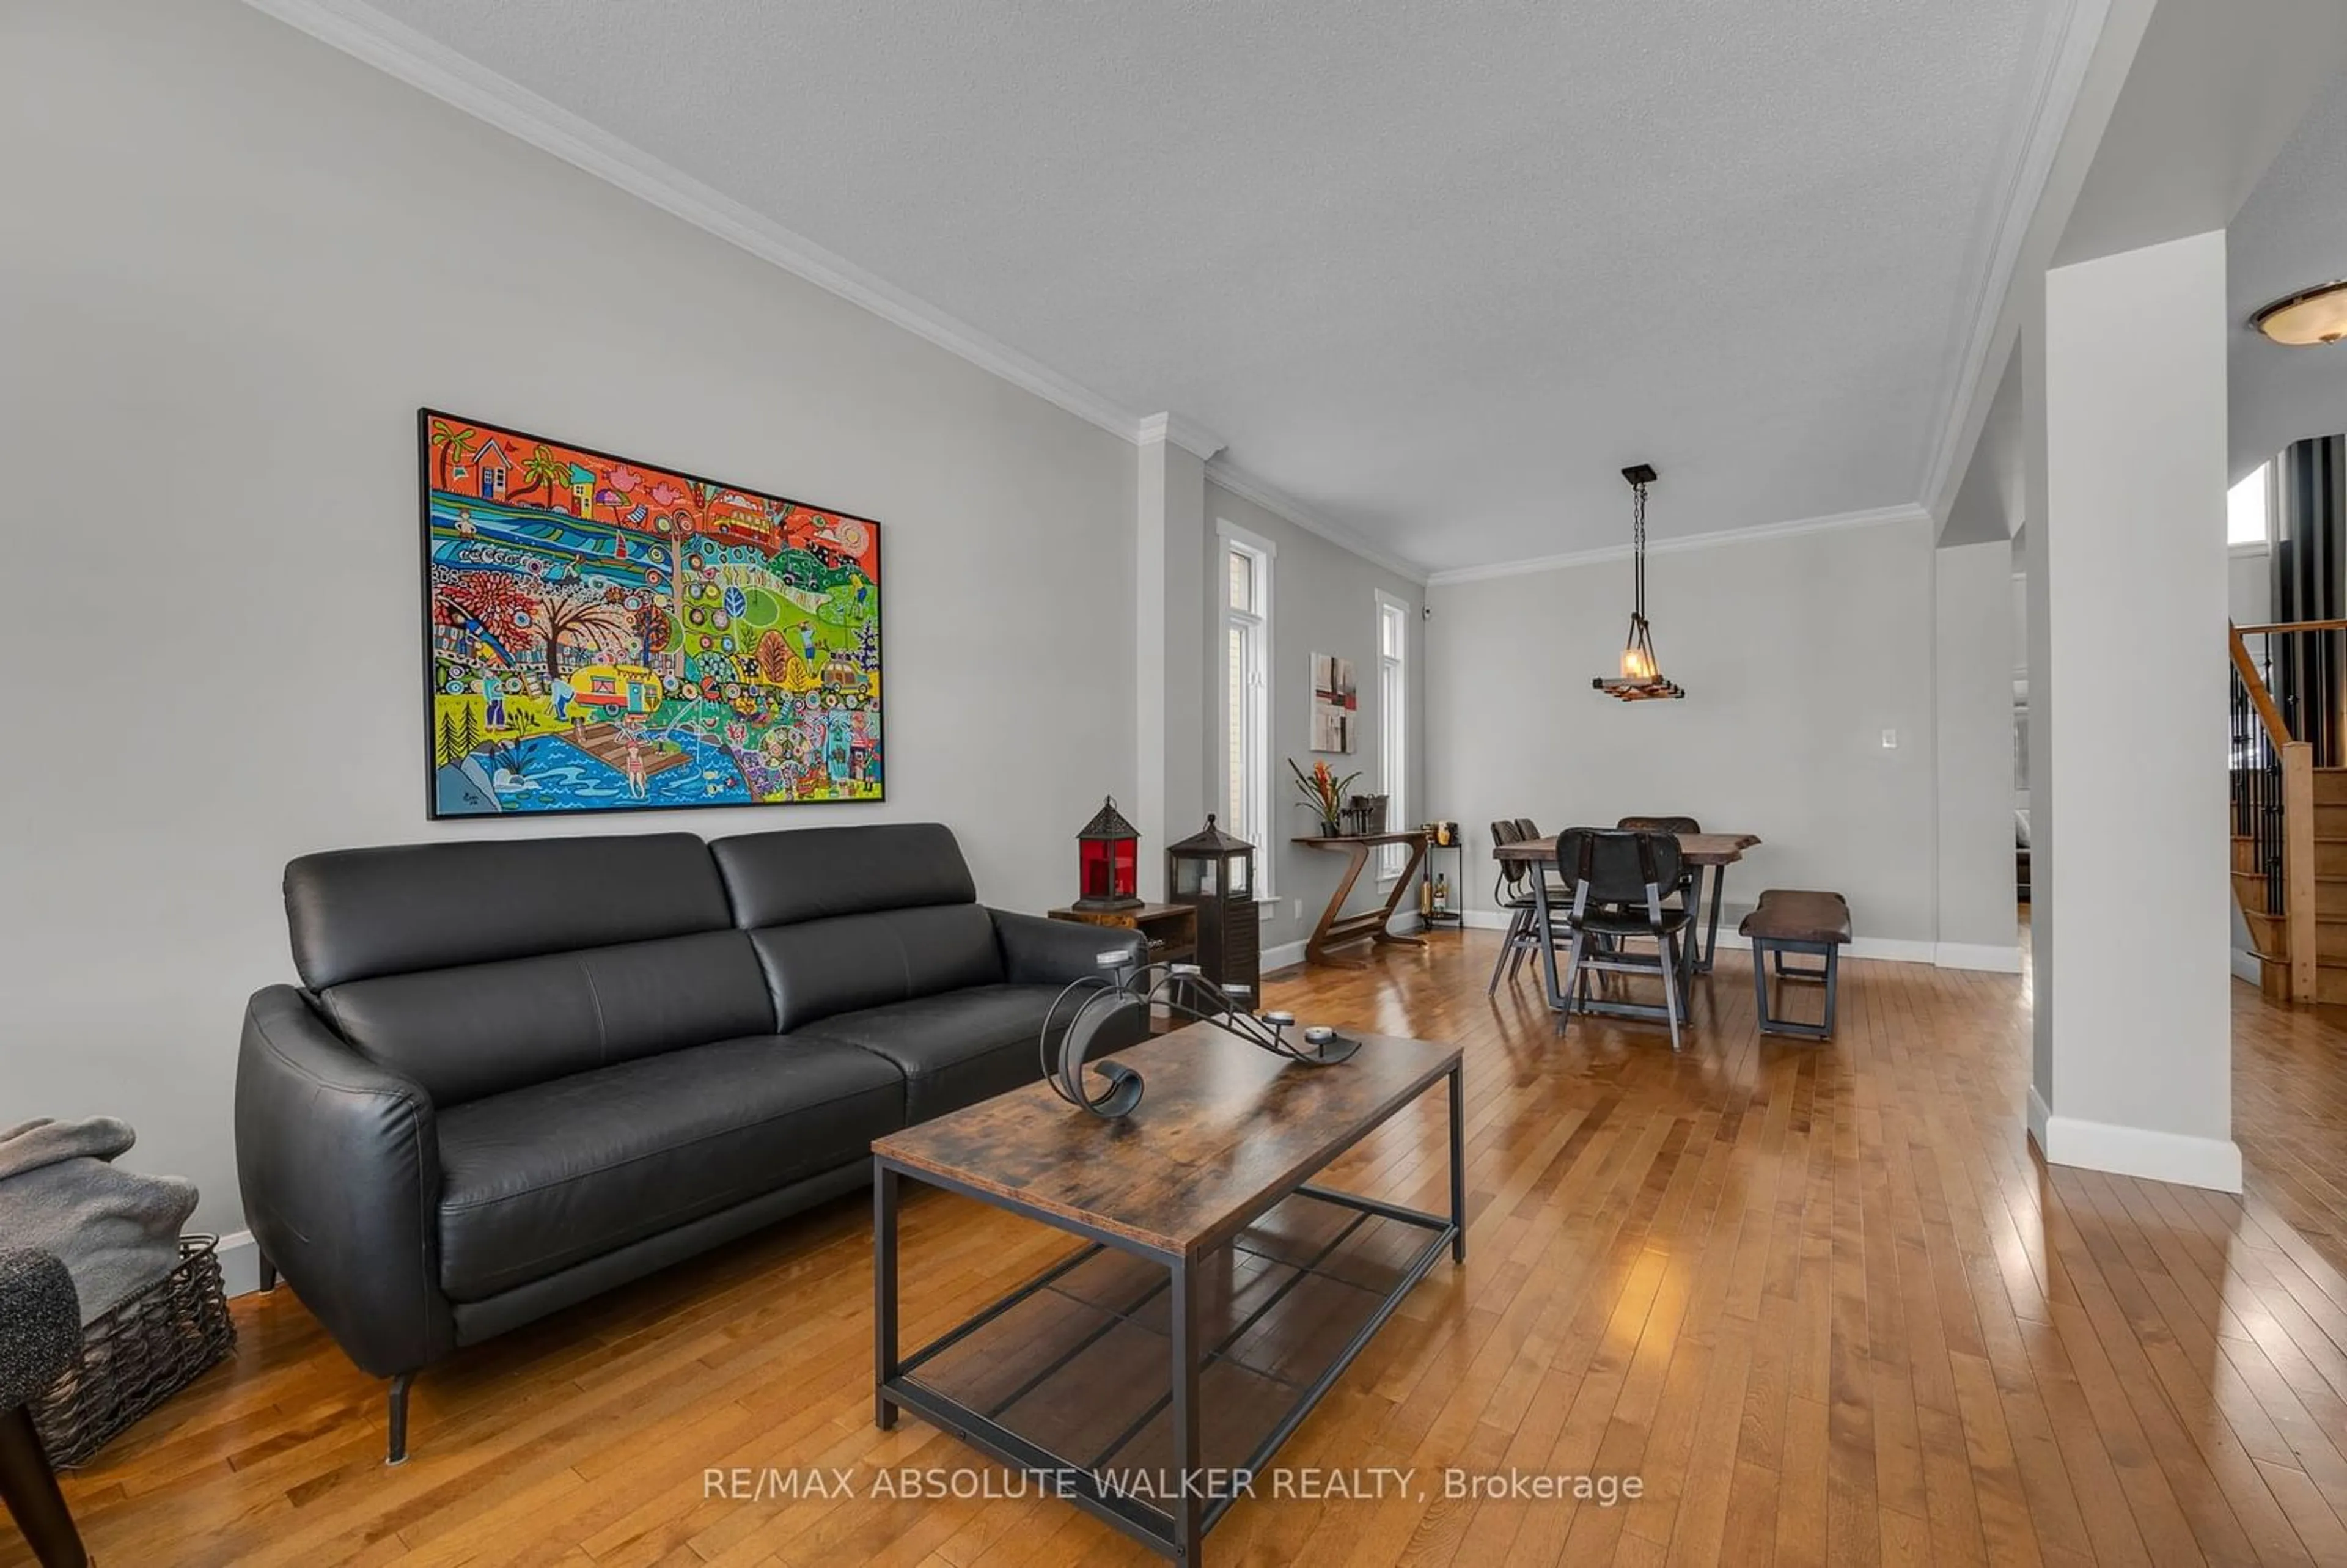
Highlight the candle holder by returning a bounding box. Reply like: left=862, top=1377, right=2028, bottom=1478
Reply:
left=1039, top=954, right=1359, bottom=1119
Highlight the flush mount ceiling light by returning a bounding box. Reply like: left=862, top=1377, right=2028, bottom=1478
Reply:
left=1592, top=463, right=1684, bottom=701
left=2252, top=279, right=2347, bottom=346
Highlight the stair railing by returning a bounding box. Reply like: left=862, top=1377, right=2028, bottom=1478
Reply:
left=2229, top=620, right=2315, bottom=1001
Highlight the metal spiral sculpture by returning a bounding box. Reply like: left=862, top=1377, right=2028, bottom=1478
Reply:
left=1040, top=953, right=1361, bottom=1119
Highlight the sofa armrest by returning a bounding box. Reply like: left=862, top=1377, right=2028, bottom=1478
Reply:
left=235, top=985, right=453, bottom=1377
left=990, top=909, right=1146, bottom=986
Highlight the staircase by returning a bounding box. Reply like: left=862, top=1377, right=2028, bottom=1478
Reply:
left=2236, top=766, right=2347, bottom=1001
left=2229, top=621, right=2321, bottom=1003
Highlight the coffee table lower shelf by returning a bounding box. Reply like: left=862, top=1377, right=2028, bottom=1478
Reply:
left=875, top=1181, right=1460, bottom=1563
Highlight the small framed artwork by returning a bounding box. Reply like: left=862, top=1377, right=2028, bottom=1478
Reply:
left=1311, top=653, right=1357, bottom=753
left=421, top=409, right=883, bottom=818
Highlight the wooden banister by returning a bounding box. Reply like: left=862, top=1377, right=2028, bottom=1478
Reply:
left=2235, top=617, right=2347, bottom=636
left=2229, top=621, right=2316, bottom=1003
left=2286, top=742, right=2316, bottom=1003
left=2230, top=621, right=2291, bottom=750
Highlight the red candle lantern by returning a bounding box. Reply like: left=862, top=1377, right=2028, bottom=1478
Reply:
left=1074, top=795, right=1143, bottom=911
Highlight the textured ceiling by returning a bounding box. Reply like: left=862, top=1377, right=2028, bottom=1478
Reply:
left=352, top=0, right=2057, bottom=570
left=2230, top=72, right=2347, bottom=483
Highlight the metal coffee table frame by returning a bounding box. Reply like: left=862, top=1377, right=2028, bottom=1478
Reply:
left=873, top=1063, right=1464, bottom=1564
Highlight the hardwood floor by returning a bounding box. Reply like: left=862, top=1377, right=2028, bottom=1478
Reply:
left=15, top=933, right=2347, bottom=1567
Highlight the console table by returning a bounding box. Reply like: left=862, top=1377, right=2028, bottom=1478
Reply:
left=872, top=1022, right=1464, bottom=1564
left=1288, top=830, right=1431, bottom=968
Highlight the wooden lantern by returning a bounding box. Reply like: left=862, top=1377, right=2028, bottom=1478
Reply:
left=1167, top=815, right=1261, bottom=1003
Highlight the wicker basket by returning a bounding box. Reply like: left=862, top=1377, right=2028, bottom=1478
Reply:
left=31, top=1234, right=237, bottom=1467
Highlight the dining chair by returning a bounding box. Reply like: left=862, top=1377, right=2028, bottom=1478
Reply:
left=1485, top=819, right=1552, bottom=994
left=1617, top=815, right=1703, bottom=966
left=1553, top=827, right=1695, bottom=1050
left=1513, top=819, right=1574, bottom=901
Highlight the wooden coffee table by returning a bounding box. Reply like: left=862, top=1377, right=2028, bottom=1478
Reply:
left=872, top=1021, right=1465, bottom=1564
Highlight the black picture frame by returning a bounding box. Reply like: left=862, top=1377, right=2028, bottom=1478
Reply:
left=417, top=406, right=886, bottom=820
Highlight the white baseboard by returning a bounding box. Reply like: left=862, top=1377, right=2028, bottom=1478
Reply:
left=1933, top=942, right=2024, bottom=973
left=1455, top=910, right=2011, bottom=972
left=2230, top=947, right=2264, bottom=986
left=1262, top=912, right=1427, bottom=976
left=2030, top=1101, right=2242, bottom=1193
left=216, top=1228, right=263, bottom=1297
left=1711, top=931, right=1939, bottom=965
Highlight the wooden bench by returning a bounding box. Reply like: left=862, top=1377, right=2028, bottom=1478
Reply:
left=1739, top=889, right=1851, bottom=1040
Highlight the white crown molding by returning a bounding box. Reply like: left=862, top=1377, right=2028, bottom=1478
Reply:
left=1206, top=460, right=1432, bottom=585
left=239, top=0, right=1151, bottom=447
left=1917, top=0, right=2105, bottom=523
left=1136, top=412, right=1227, bottom=461
left=249, top=0, right=1445, bottom=592
left=1423, top=504, right=1931, bottom=588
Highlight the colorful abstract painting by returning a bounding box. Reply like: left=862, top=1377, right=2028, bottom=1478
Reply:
left=420, top=411, right=883, bottom=818
left=1311, top=653, right=1356, bottom=753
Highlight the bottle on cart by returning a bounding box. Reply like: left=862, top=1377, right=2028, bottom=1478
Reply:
left=1420, top=873, right=1434, bottom=916
left=1433, top=874, right=1449, bottom=915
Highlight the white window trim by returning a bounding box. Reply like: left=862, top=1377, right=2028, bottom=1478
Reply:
left=1218, top=519, right=1277, bottom=903
left=1375, top=590, right=1409, bottom=881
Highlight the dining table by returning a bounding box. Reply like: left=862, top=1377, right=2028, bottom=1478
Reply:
left=1491, top=830, right=1761, bottom=1011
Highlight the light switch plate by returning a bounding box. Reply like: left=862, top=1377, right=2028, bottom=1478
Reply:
left=1881, top=728, right=1898, bottom=749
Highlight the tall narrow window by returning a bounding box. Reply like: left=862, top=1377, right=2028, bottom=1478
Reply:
left=1221, top=524, right=1274, bottom=896
left=2229, top=464, right=2271, bottom=547
left=1376, top=592, right=1409, bottom=878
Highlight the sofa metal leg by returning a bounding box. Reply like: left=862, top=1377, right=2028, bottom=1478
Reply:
left=0, top=1404, right=88, bottom=1568
left=386, top=1372, right=416, bottom=1466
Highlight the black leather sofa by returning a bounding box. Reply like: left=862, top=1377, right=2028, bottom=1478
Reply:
left=234, top=822, right=1141, bottom=1461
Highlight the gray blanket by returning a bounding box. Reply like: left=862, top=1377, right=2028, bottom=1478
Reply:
left=0, top=1118, right=197, bottom=1325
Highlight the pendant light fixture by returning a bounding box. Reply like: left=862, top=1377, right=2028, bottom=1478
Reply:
left=1593, top=463, right=1684, bottom=700
left=2252, top=278, right=2347, bottom=346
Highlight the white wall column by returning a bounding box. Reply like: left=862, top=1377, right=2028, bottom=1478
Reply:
left=2026, top=228, right=2239, bottom=1192
left=1934, top=538, right=2022, bottom=970
left=1134, top=413, right=1222, bottom=898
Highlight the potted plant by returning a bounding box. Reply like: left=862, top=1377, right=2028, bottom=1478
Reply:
left=1288, top=758, right=1360, bottom=836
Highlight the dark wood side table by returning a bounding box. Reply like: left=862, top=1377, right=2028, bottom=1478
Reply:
left=1049, top=902, right=1197, bottom=966
left=1288, top=830, right=1431, bottom=968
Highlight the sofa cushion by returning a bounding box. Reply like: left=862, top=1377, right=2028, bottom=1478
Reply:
left=793, top=983, right=1070, bottom=1123
left=285, top=833, right=732, bottom=989
left=748, top=906, right=1004, bottom=1031
left=433, top=1034, right=903, bottom=1301
left=710, top=823, right=977, bottom=928
left=320, top=931, right=774, bottom=1107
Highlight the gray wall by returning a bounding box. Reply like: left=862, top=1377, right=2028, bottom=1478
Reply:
left=1205, top=483, right=1427, bottom=958
left=1935, top=540, right=2021, bottom=958
left=0, top=0, right=1139, bottom=1238
left=2229, top=545, right=2271, bottom=626
left=1427, top=518, right=1943, bottom=945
